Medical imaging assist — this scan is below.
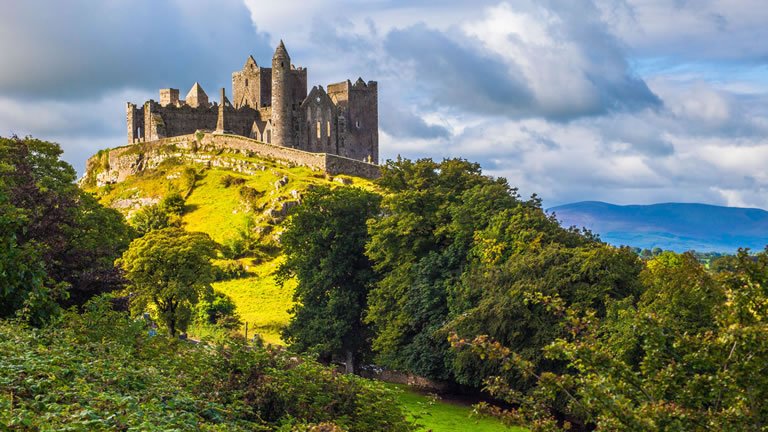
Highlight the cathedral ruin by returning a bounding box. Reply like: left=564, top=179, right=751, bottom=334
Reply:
left=126, top=41, right=379, bottom=164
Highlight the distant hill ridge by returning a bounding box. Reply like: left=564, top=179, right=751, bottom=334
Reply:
left=548, top=201, right=768, bottom=253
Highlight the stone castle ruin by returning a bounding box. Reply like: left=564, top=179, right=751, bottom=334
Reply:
left=126, top=41, right=379, bottom=165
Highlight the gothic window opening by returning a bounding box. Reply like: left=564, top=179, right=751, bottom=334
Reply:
left=316, top=121, right=321, bottom=139
left=326, top=121, right=331, bottom=137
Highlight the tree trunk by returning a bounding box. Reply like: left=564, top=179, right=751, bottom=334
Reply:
left=345, top=349, right=355, bottom=375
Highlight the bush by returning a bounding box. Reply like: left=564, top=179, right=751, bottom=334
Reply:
left=160, top=192, right=186, bottom=216
left=196, top=290, right=241, bottom=330
left=239, top=185, right=263, bottom=209
left=130, top=203, right=171, bottom=235
left=220, top=174, right=246, bottom=188
left=180, top=167, right=197, bottom=194
left=0, top=296, right=414, bottom=431
left=213, top=259, right=247, bottom=281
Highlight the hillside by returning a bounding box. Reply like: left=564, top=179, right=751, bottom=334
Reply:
left=549, top=201, right=768, bottom=252
left=82, top=137, right=377, bottom=344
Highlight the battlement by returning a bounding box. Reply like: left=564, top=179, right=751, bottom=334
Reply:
left=126, top=41, right=379, bottom=165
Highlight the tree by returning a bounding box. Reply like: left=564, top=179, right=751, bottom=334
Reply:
left=448, top=203, right=642, bottom=390
left=278, top=186, right=381, bottom=374
left=196, top=290, right=242, bottom=330
left=0, top=136, right=134, bottom=321
left=453, top=250, right=768, bottom=431
left=365, top=157, right=522, bottom=379
left=0, top=185, right=53, bottom=324
left=117, top=228, right=217, bottom=336
left=130, top=203, right=171, bottom=235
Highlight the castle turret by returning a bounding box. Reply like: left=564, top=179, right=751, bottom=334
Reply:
left=271, top=40, right=291, bottom=147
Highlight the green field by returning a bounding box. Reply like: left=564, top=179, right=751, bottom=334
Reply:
left=389, top=384, right=522, bottom=432
left=213, top=257, right=296, bottom=345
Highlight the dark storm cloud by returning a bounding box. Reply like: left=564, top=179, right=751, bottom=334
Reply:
left=382, top=17, right=660, bottom=121
left=383, top=24, right=534, bottom=118
left=379, top=98, right=450, bottom=139
left=0, top=0, right=272, bottom=100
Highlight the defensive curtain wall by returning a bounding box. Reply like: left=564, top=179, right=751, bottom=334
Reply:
left=87, top=132, right=381, bottom=187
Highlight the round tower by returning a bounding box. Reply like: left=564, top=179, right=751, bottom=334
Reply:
left=271, top=40, right=291, bottom=147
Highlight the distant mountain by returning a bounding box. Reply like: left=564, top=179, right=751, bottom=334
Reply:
left=548, top=201, right=768, bottom=253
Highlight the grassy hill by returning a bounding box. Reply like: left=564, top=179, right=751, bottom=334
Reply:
left=549, top=201, right=768, bottom=253
left=83, top=148, right=374, bottom=344
left=81, top=146, right=518, bottom=431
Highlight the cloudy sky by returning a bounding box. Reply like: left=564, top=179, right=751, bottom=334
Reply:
left=2, top=0, right=767, bottom=208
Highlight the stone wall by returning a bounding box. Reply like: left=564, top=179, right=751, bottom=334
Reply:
left=146, top=102, right=218, bottom=138
left=86, top=132, right=380, bottom=186
left=324, top=153, right=380, bottom=178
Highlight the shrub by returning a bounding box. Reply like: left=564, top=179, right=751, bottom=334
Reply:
left=0, top=296, right=414, bottom=431
left=130, top=203, right=171, bottom=235
left=180, top=167, right=197, bottom=194
left=160, top=192, right=186, bottom=216
left=212, top=259, right=247, bottom=281
left=220, top=174, right=246, bottom=188
left=239, top=185, right=263, bottom=209
left=196, top=290, right=241, bottom=330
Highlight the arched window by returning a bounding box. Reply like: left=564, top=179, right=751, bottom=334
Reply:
left=316, top=121, right=321, bottom=139
left=266, top=129, right=271, bottom=143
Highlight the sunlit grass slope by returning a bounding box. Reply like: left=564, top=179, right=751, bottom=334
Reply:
left=213, top=257, right=296, bottom=345
left=84, top=151, right=374, bottom=345
left=388, top=384, right=524, bottom=432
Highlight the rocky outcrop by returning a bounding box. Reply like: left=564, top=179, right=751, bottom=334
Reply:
left=83, top=132, right=379, bottom=187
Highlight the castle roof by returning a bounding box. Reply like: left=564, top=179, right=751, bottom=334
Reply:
left=244, top=55, right=258, bottom=70
left=273, top=40, right=289, bottom=59
left=185, top=82, right=209, bottom=107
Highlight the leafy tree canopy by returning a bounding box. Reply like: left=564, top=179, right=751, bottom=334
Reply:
left=365, top=157, right=524, bottom=379
left=279, top=186, right=381, bottom=373
left=0, top=136, right=134, bottom=324
left=117, top=227, right=217, bottom=336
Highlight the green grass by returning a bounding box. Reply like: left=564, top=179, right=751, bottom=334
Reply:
left=213, top=257, right=296, bottom=345
left=389, top=384, right=523, bottom=432
left=182, top=168, right=254, bottom=243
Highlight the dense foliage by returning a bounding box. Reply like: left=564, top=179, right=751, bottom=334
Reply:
left=0, top=297, right=414, bottom=431
left=361, top=157, right=642, bottom=395
left=279, top=186, right=381, bottom=373
left=453, top=249, right=768, bottom=430
left=0, top=136, right=134, bottom=324
left=7, top=136, right=768, bottom=431
left=365, top=158, right=525, bottom=380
